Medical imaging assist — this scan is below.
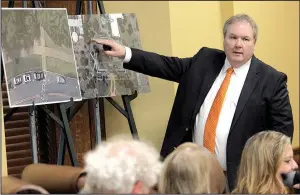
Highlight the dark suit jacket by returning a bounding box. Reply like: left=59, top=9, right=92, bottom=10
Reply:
left=124, top=47, right=294, bottom=191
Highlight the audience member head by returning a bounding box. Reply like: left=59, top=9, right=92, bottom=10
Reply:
left=158, top=142, right=227, bottom=194
left=233, top=130, right=298, bottom=194
left=80, top=135, right=162, bottom=194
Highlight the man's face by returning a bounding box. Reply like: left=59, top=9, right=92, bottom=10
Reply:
left=223, top=20, right=256, bottom=68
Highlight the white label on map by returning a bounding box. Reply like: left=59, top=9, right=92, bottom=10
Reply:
left=68, top=18, right=82, bottom=27
left=109, top=14, right=123, bottom=37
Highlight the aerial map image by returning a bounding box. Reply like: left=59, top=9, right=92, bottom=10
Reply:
left=1, top=8, right=82, bottom=108
left=68, top=13, right=150, bottom=99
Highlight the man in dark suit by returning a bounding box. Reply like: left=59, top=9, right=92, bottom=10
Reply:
left=94, top=13, right=294, bottom=190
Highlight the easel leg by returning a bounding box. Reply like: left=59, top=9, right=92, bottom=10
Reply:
left=97, top=0, right=106, bottom=14
left=122, top=95, right=139, bottom=139
left=57, top=132, right=66, bottom=165
left=1, top=61, right=4, bottom=85
left=29, top=105, right=38, bottom=163
left=93, top=99, right=102, bottom=145
left=59, top=104, right=78, bottom=166
left=39, top=102, right=85, bottom=166
left=57, top=105, right=72, bottom=165
left=99, top=98, right=106, bottom=140
left=8, top=0, right=14, bottom=8
left=4, top=107, right=19, bottom=122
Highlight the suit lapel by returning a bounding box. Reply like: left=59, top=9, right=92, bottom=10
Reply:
left=230, top=56, right=261, bottom=132
left=191, top=53, right=225, bottom=121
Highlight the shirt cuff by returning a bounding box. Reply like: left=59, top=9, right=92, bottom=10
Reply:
left=123, top=46, right=132, bottom=63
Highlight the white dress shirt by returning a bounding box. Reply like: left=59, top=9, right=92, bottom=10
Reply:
left=123, top=46, right=251, bottom=170
left=193, top=58, right=251, bottom=170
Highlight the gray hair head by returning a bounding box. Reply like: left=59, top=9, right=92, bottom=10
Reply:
left=223, top=13, right=258, bottom=42
left=80, top=136, right=162, bottom=194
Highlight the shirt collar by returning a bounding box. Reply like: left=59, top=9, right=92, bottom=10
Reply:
left=222, top=58, right=251, bottom=78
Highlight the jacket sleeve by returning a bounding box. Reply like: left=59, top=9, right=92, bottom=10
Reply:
left=269, top=73, right=294, bottom=139
left=123, top=48, right=202, bottom=83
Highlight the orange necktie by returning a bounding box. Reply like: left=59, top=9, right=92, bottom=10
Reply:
left=203, top=67, right=234, bottom=153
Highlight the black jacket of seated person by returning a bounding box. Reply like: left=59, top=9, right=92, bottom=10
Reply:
left=123, top=47, right=294, bottom=191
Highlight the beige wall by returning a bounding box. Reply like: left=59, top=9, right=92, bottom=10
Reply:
left=169, top=1, right=224, bottom=92
left=232, top=1, right=299, bottom=147
left=103, top=1, right=175, bottom=150
left=169, top=2, right=223, bottom=56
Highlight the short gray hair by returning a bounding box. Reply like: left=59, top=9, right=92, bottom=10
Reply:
left=223, top=13, right=258, bottom=41
left=80, top=137, right=162, bottom=194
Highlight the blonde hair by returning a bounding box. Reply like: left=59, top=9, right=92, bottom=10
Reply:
left=158, top=142, right=226, bottom=194
left=232, top=131, right=291, bottom=194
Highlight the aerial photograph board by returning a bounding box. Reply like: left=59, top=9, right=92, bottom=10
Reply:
left=1, top=8, right=82, bottom=107
left=68, top=13, right=150, bottom=99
